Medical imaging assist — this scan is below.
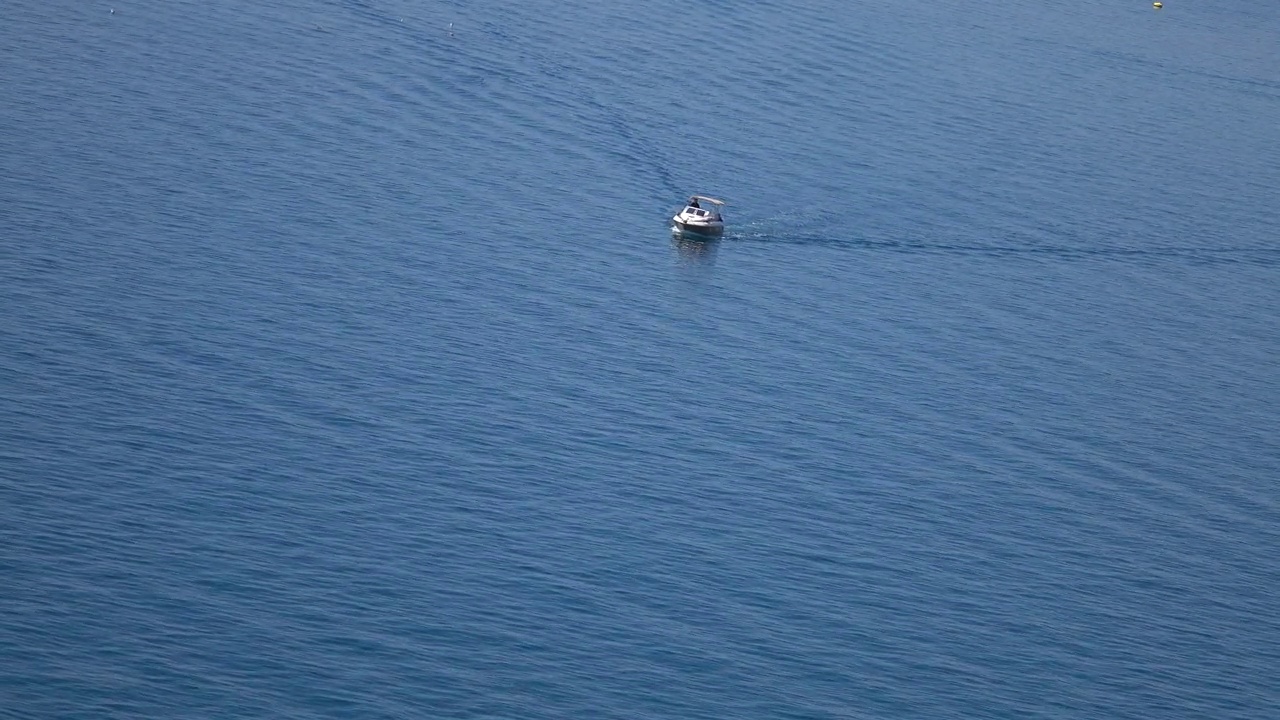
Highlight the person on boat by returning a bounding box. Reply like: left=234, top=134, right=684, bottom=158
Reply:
left=688, top=197, right=700, bottom=209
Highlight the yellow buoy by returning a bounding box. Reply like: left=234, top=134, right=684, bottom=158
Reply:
left=1153, top=1, right=1162, bottom=7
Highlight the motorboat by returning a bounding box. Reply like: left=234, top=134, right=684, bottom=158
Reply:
left=672, top=195, right=725, bottom=237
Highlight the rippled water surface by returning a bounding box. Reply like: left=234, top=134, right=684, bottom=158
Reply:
left=3, top=1, right=1278, bottom=718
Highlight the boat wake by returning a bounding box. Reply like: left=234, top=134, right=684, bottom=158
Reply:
left=721, top=223, right=1280, bottom=267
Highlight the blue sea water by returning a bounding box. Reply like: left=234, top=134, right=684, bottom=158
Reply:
left=2, top=0, right=1279, bottom=717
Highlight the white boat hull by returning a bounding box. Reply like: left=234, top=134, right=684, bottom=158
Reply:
left=672, top=196, right=726, bottom=237
left=671, top=216, right=724, bottom=237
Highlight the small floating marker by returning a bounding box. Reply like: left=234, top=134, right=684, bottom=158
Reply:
left=1153, top=1, right=1162, bottom=7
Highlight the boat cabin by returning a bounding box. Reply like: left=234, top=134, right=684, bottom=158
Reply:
left=682, top=195, right=724, bottom=221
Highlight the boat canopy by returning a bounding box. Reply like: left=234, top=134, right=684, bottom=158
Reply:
left=688, top=195, right=726, bottom=206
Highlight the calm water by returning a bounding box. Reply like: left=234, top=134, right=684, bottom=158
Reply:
left=3, top=0, right=1278, bottom=717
